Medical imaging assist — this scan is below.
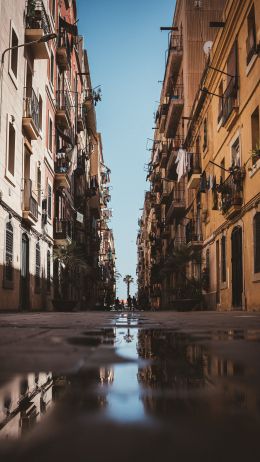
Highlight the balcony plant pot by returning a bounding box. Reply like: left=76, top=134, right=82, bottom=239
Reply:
left=52, top=299, right=77, bottom=312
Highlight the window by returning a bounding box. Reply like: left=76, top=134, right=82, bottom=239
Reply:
left=8, top=121, right=15, bottom=176
left=254, top=213, right=260, bottom=273
left=10, top=27, right=18, bottom=79
left=51, top=0, right=56, bottom=18
left=37, top=167, right=41, bottom=204
left=221, top=235, right=227, bottom=282
left=35, top=242, right=41, bottom=291
left=246, top=4, right=256, bottom=65
left=231, top=137, right=240, bottom=167
left=203, top=118, right=208, bottom=151
left=50, top=50, right=54, bottom=86
left=39, top=95, right=43, bottom=132
left=47, top=184, right=52, bottom=219
left=48, top=116, right=53, bottom=152
left=4, top=222, right=14, bottom=288
left=218, top=80, right=223, bottom=123
left=251, top=107, right=259, bottom=164
left=47, top=250, right=51, bottom=291
left=220, top=158, right=225, bottom=181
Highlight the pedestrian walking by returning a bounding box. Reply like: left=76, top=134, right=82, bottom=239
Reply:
left=115, top=297, right=120, bottom=311
left=127, top=295, right=132, bottom=310
left=132, top=296, right=137, bottom=311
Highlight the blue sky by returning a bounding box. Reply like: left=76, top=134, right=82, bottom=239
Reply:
left=77, top=0, right=176, bottom=298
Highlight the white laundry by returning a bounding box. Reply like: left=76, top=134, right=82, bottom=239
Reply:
left=175, top=148, right=188, bottom=182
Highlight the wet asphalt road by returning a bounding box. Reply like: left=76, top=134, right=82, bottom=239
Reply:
left=0, top=310, right=260, bottom=462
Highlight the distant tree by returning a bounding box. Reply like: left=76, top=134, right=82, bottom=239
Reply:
left=123, top=274, right=134, bottom=298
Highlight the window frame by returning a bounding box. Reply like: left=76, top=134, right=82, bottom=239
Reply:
left=254, top=212, right=260, bottom=274
left=5, top=114, right=17, bottom=185
left=35, top=242, right=41, bottom=292
left=47, top=183, right=52, bottom=219
left=48, top=113, right=54, bottom=154
left=3, top=221, right=14, bottom=289
left=8, top=21, right=19, bottom=87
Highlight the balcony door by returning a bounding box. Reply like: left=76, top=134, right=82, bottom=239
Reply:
left=20, top=233, right=30, bottom=311
left=231, top=226, right=243, bottom=309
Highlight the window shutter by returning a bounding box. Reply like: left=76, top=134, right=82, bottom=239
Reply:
left=35, top=243, right=41, bottom=289
left=221, top=236, right=227, bottom=282
left=254, top=213, right=260, bottom=273
left=5, top=222, right=13, bottom=282
left=47, top=250, right=51, bottom=291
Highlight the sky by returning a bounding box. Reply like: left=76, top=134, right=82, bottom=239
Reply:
left=77, top=0, right=176, bottom=298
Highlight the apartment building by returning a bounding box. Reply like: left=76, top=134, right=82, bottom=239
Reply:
left=185, top=0, right=260, bottom=310
left=138, top=0, right=225, bottom=310
left=0, top=0, right=115, bottom=311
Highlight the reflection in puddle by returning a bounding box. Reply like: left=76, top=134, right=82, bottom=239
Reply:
left=0, top=372, right=53, bottom=440
left=0, top=314, right=260, bottom=458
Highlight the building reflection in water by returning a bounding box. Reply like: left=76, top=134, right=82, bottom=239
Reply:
left=0, top=372, right=53, bottom=440
left=137, top=329, right=260, bottom=420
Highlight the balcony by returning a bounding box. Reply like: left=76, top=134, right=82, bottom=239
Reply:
left=22, top=179, right=38, bottom=225
left=22, top=87, right=40, bottom=140
left=164, top=34, right=183, bottom=96
left=222, top=78, right=239, bottom=130
left=186, top=221, right=203, bottom=249
left=56, top=32, right=71, bottom=71
left=25, top=0, right=51, bottom=59
left=77, top=106, right=85, bottom=132
left=159, top=143, right=169, bottom=168
left=164, top=85, right=184, bottom=138
left=158, top=101, right=169, bottom=133
left=220, top=171, right=244, bottom=219
left=54, top=156, right=70, bottom=189
left=246, top=34, right=257, bottom=66
left=187, top=152, right=201, bottom=189
left=160, top=180, right=172, bottom=204
left=165, top=186, right=185, bottom=223
left=161, top=223, right=171, bottom=238
left=54, top=219, right=72, bottom=245
left=56, top=91, right=71, bottom=129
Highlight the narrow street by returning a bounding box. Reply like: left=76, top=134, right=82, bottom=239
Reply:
left=0, top=311, right=260, bottom=461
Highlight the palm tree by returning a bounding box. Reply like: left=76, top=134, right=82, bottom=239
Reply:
left=123, top=274, right=134, bottom=298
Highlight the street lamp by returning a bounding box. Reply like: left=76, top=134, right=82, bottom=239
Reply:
left=1, top=33, right=57, bottom=64
left=0, top=33, right=57, bottom=130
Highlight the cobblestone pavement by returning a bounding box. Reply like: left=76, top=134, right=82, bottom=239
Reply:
left=0, top=310, right=260, bottom=462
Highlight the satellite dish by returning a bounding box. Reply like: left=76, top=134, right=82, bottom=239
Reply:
left=203, top=41, right=213, bottom=56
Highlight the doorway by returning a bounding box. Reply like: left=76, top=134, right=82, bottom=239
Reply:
left=20, top=233, right=30, bottom=311
left=231, top=226, right=243, bottom=309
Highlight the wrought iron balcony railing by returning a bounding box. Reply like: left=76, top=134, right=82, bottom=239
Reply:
left=222, top=77, right=238, bottom=125
left=55, top=157, right=70, bottom=174
left=22, top=178, right=38, bottom=221
left=219, top=171, right=244, bottom=214
left=188, top=152, right=201, bottom=181
left=185, top=221, right=203, bottom=244
left=54, top=219, right=72, bottom=240
left=25, top=0, right=51, bottom=34
left=56, top=90, right=70, bottom=114
left=23, top=87, right=40, bottom=131
left=169, top=34, right=183, bottom=52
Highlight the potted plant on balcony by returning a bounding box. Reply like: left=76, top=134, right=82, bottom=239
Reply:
left=52, top=243, right=91, bottom=311
left=251, top=144, right=260, bottom=163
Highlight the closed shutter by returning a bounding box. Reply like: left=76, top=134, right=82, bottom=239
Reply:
left=221, top=235, right=227, bottom=282
left=5, top=222, right=13, bottom=282
left=227, top=40, right=238, bottom=93
left=254, top=213, right=260, bottom=273
left=47, top=250, right=51, bottom=291
left=47, top=184, right=52, bottom=218
left=35, top=243, right=41, bottom=289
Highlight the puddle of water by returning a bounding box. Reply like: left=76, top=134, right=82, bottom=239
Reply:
left=1, top=314, right=260, bottom=461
